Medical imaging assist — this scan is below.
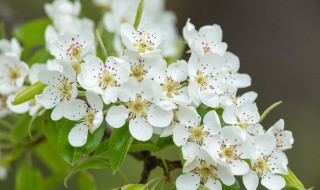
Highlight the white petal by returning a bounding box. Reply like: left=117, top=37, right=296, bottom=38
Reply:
left=118, top=78, right=140, bottom=102
left=231, top=159, right=249, bottom=175
left=261, top=173, right=286, bottom=190
left=234, top=73, right=251, bottom=88
left=243, top=170, right=259, bottom=190
left=255, top=133, right=276, bottom=156
left=173, top=123, right=190, bottom=146
left=156, top=100, right=177, bottom=110
left=147, top=104, right=173, bottom=127
left=176, top=105, right=201, bottom=126
left=176, top=173, right=201, bottom=190
left=205, top=179, right=222, bottom=190
left=38, top=70, right=63, bottom=85
left=187, top=82, right=201, bottom=106
left=129, top=116, right=153, bottom=141
left=86, top=91, right=103, bottom=111
left=167, top=60, right=188, bottom=82
left=222, top=107, right=238, bottom=125
left=62, top=99, right=87, bottom=121
left=203, top=110, right=221, bottom=135
left=216, top=165, right=235, bottom=186
left=106, top=105, right=129, bottom=128
left=68, top=123, right=88, bottom=147
left=101, top=86, right=119, bottom=104
left=92, top=110, right=104, bottom=132
left=28, top=64, right=47, bottom=84
left=35, top=86, right=62, bottom=109
left=221, top=126, right=246, bottom=145
left=6, top=95, right=30, bottom=114
left=51, top=102, right=65, bottom=121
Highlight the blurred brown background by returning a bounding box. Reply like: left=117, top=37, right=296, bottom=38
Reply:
left=0, top=0, right=319, bottom=189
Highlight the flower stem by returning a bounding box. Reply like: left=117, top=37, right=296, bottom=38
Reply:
left=95, top=29, right=108, bottom=59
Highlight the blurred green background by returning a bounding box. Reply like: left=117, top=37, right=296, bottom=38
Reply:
left=0, top=0, right=319, bottom=189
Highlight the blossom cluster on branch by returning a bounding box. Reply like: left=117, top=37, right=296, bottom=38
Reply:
left=0, top=0, right=299, bottom=189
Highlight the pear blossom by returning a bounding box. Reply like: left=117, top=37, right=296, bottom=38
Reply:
left=0, top=38, right=22, bottom=58
left=222, top=102, right=260, bottom=130
left=173, top=109, right=221, bottom=159
left=203, top=126, right=253, bottom=175
left=36, top=60, right=78, bottom=120
left=120, top=23, right=166, bottom=58
left=77, top=55, right=130, bottom=104
left=187, top=53, right=226, bottom=107
left=183, top=19, right=227, bottom=56
left=267, top=119, right=294, bottom=151
left=44, top=0, right=81, bottom=19
left=49, top=30, right=95, bottom=68
left=176, top=149, right=235, bottom=190
left=62, top=91, right=104, bottom=147
left=221, top=91, right=258, bottom=109
left=0, top=55, right=29, bottom=95
left=106, top=78, right=173, bottom=141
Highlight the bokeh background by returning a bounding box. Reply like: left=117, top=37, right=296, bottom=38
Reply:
left=0, top=0, right=319, bottom=189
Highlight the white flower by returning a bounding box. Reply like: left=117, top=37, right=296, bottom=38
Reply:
left=222, top=102, right=260, bottom=130
left=36, top=60, right=78, bottom=120
left=62, top=91, right=104, bottom=147
left=203, top=126, right=253, bottom=175
left=183, top=19, right=227, bottom=56
left=122, top=50, right=166, bottom=83
left=0, top=55, right=29, bottom=95
left=187, top=53, right=226, bottom=107
left=221, top=91, right=258, bottom=109
left=243, top=150, right=288, bottom=190
left=157, top=60, right=191, bottom=107
left=176, top=149, right=235, bottom=190
left=44, top=0, right=81, bottom=19
left=77, top=55, right=130, bottom=104
left=267, top=119, right=294, bottom=151
left=120, top=23, right=166, bottom=58
left=0, top=38, right=22, bottom=58
left=173, top=109, right=221, bottom=159
left=49, top=30, right=95, bottom=65
left=106, top=78, right=173, bottom=141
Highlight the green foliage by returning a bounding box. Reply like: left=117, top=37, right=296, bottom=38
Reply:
left=16, top=165, right=44, bottom=190
left=222, top=180, right=240, bottom=190
left=28, top=48, right=53, bottom=66
left=81, top=125, right=105, bottom=155
left=156, top=136, right=174, bottom=150
left=109, top=123, right=134, bottom=173
left=77, top=172, right=97, bottom=190
left=58, top=121, right=81, bottom=165
left=133, top=0, right=144, bottom=29
left=282, top=168, right=306, bottom=190
left=94, top=140, right=109, bottom=155
left=130, top=140, right=160, bottom=152
left=125, top=184, right=148, bottom=190
left=12, top=81, right=47, bottom=105
left=14, top=18, right=51, bottom=47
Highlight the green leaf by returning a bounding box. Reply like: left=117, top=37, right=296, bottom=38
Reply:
left=81, top=125, right=105, bottom=155
left=94, top=140, right=109, bottom=155
left=64, top=155, right=110, bottom=186
left=130, top=140, right=160, bottom=152
left=16, top=165, right=44, bottom=190
left=222, top=180, right=240, bottom=190
left=156, top=136, right=174, bottom=150
left=109, top=123, right=134, bottom=173
left=133, top=0, right=144, bottom=29
left=259, top=101, right=282, bottom=123
left=77, top=172, right=97, bottom=190
left=125, top=184, right=148, bottom=190
left=28, top=48, right=53, bottom=65
left=42, top=119, right=60, bottom=151
left=14, top=18, right=51, bottom=46
left=12, top=81, right=47, bottom=105
left=282, top=168, right=306, bottom=190
left=58, top=121, right=81, bottom=165
left=11, top=115, right=31, bottom=144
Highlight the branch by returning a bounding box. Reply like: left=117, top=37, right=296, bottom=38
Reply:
left=129, top=151, right=182, bottom=184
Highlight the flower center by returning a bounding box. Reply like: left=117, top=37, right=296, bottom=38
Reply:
left=58, top=78, right=73, bottom=101
left=72, top=62, right=81, bottom=75
left=29, top=98, right=37, bottom=107
left=195, top=70, right=208, bottom=90
left=9, top=69, right=21, bottom=81
left=187, top=125, right=209, bottom=146
left=162, top=77, right=181, bottom=98
left=100, top=70, right=117, bottom=89
left=193, top=160, right=218, bottom=183
left=130, top=64, right=145, bottom=82
left=202, top=42, right=212, bottom=54
left=219, top=145, right=237, bottom=163
left=133, top=32, right=154, bottom=54
left=124, top=96, right=150, bottom=120
left=84, top=108, right=96, bottom=133
left=66, top=38, right=83, bottom=61
left=252, top=157, right=270, bottom=176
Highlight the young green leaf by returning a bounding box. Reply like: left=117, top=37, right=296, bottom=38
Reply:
left=81, top=125, right=105, bottom=155
left=221, top=180, right=240, bottom=190
left=109, top=123, right=134, bottom=173
left=126, top=184, right=148, bottom=190
left=130, top=140, right=160, bottom=152
left=16, top=165, right=44, bottom=190
left=12, top=81, right=47, bottom=105
left=133, top=0, right=144, bottom=29
left=282, top=168, right=306, bottom=190
left=64, top=155, right=110, bottom=186
left=14, top=18, right=51, bottom=47
left=77, top=172, right=97, bottom=190
left=156, top=136, right=174, bottom=150
left=94, top=140, right=110, bottom=155
left=28, top=48, right=53, bottom=66
left=259, top=101, right=282, bottom=123
left=58, top=121, right=81, bottom=165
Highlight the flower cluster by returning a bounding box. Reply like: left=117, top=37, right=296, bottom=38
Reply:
left=0, top=0, right=295, bottom=189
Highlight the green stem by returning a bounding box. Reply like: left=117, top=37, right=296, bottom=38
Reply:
left=283, top=168, right=306, bottom=190
left=159, top=151, right=169, bottom=175
left=133, top=0, right=144, bottom=29
left=95, top=29, right=108, bottom=59
left=259, top=101, right=282, bottom=123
